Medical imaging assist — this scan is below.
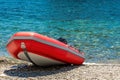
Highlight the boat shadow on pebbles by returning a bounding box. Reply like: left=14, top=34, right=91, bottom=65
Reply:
left=4, top=64, right=82, bottom=78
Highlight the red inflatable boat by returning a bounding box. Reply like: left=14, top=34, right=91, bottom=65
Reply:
left=6, top=32, right=85, bottom=66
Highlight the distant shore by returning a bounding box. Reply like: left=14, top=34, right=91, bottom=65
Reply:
left=0, top=56, right=120, bottom=80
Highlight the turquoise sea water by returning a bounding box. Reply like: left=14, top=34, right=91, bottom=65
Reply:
left=0, top=0, right=120, bottom=62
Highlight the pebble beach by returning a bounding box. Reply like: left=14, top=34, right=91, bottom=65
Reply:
left=0, top=57, right=120, bottom=80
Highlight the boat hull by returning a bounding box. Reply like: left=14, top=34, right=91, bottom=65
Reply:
left=6, top=32, right=85, bottom=66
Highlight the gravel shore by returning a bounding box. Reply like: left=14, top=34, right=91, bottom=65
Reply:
left=0, top=57, right=120, bottom=80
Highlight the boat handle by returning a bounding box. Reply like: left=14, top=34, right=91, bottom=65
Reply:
left=20, top=42, right=38, bottom=66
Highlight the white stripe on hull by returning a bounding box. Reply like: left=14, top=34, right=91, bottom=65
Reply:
left=18, top=52, right=65, bottom=66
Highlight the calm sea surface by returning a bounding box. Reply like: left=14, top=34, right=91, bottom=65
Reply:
left=0, top=0, right=120, bottom=62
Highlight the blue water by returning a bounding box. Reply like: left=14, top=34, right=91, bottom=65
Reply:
left=0, top=0, right=120, bottom=62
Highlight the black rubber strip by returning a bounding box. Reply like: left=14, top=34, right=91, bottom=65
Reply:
left=23, top=48, right=38, bottom=66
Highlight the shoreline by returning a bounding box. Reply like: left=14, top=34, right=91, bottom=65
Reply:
left=0, top=57, right=120, bottom=80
